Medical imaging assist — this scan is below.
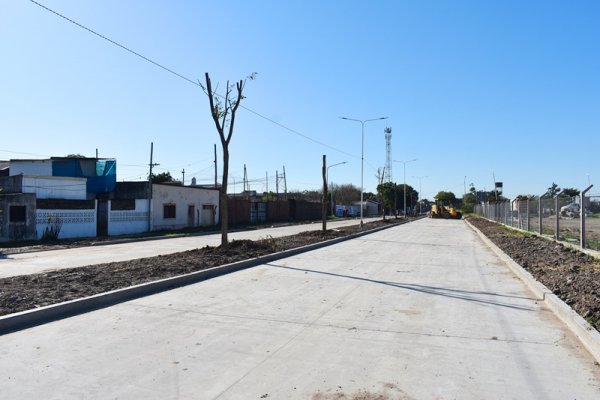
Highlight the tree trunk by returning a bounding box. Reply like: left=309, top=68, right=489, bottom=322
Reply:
left=220, top=147, right=229, bottom=246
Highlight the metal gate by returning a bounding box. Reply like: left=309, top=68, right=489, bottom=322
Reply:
left=250, top=202, right=266, bottom=223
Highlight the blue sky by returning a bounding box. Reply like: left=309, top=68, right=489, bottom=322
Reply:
left=1, top=0, right=598, bottom=200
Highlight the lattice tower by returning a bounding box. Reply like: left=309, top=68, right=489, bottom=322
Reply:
left=384, top=127, right=392, bottom=183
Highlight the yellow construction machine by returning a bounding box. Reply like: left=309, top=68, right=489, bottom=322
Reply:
left=428, top=204, right=462, bottom=219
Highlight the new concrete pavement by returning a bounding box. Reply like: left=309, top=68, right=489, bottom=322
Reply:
left=1, top=218, right=599, bottom=399
left=0, top=217, right=380, bottom=278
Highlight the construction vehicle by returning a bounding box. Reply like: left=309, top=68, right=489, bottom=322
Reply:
left=428, top=204, right=462, bottom=219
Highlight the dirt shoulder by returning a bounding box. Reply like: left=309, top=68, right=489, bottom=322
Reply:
left=0, top=219, right=408, bottom=317
left=468, top=217, right=600, bottom=331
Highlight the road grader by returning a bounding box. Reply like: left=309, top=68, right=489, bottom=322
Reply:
left=428, top=204, right=462, bottom=219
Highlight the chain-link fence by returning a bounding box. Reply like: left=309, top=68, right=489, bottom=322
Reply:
left=587, top=194, right=600, bottom=251
left=474, top=193, right=599, bottom=251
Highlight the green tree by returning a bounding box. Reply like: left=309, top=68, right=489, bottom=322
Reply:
left=562, top=188, right=580, bottom=197
left=434, top=191, right=457, bottom=206
left=377, top=183, right=418, bottom=215
left=461, top=183, right=477, bottom=213
left=546, top=182, right=561, bottom=197
left=363, top=192, right=378, bottom=202
left=376, top=182, right=397, bottom=216
left=151, top=171, right=175, bottom=183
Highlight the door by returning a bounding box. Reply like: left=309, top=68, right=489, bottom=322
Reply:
left=97, top=200, right=108, bottom=236
left=188, top=205, right=195, bottom=227
left=202, top=205, right=215, bottom=226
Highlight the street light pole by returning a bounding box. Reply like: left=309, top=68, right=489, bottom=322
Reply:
left=394, top=159, right=417, bottom=217
left=340, top=116, right=388, bottom=227
left=327, top=161, right=347, bottom=216
left=412, top=175, right=428, bottom=214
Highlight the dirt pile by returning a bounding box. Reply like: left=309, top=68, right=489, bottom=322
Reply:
left=468, top=217, right=600, bottom=331
left=0, top=219, right=402, bottom=316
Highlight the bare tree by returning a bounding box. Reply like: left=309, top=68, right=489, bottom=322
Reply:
left=334, top=183, right=361, bottom=206
left=201, top=72, right=255, bottom=246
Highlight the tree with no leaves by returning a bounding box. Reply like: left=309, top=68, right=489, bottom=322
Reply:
left=201, top=72, right=256, bottom=247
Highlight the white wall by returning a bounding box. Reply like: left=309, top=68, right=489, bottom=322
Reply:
left=10, top=160, right=53, bottom=176
left=151, top=184, right=219, bottom=231
left=36, top=208, right=96, bottom=240
left=22, top=176, right=87, bottom=200
left=108, top=199, right=149, bottom=236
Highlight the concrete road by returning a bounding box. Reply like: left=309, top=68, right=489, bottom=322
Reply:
left=1, top=218, right=600, bottom=399
left=0, top=217, right=381, bottom=278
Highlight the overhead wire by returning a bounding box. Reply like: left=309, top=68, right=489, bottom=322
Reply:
left=0, top=148, right=51, bottom=158
left=29, top=0, right=360, bottom=160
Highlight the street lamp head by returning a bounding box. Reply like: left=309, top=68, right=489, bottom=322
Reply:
left=393, top=158, right=417, bottom=164
left=340, top=116, right=388, bottom=123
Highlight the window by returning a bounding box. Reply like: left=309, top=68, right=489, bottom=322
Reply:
left=9, top=205, right=26, bottom=222
left=163, top=204, right=176, bottom=219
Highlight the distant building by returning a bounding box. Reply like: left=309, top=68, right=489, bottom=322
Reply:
left=0, top=156, right=219, bottom=242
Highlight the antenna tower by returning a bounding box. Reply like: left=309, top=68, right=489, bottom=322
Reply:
left=384, top=127, right=392, bottom=183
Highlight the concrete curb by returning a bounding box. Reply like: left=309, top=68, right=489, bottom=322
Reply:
left=1, top=218, right=380, bottom=255
left=0, top=220, right=409, bottom=335
left=464, top=218, right=600, bottom=363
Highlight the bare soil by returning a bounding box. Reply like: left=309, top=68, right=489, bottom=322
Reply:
left=0, top=219, right=405, bottom=316
left=4, top=216, right=598, bottom=333
left=468, top=217, right=600, bottom=331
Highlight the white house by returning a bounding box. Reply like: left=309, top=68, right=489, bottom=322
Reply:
left=151, top=183, right=219, bottom=231
left=27, top=176, right=96, bottom=239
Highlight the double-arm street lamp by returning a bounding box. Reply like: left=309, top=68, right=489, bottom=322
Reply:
left=412, top=175, right=428, bottom=214
left=393, top=159, right=417, bottom=217
left=327, top=161, right=347, bottom=215
left=340, top=116, right=388, bottom=226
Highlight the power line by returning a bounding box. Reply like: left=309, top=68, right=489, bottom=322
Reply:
left=239, top=107, right=358, bottom=158
left=0, top=148, right=51, bottom=158
left=29, top=0, right=198, bottom=87
left=29, top=0, right=359, bottom=160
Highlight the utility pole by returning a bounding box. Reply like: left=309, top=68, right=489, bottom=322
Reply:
left=96, top=148, right=99, bottom=159
left=243, top=164, right=248, bottom=193
left=322, top=155, right=327, bottom=232
left=147, top=142, right=159, bottom=232
left=181, top=168, right=185, bottom=185
left=276, top=170, right=279, bottom=200
left=283, top=166, right=287, bottom=197
left=266, top=171, right=268, bottom=194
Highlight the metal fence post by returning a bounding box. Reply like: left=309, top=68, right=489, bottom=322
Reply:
left=538, top=194, right=543, bottom=235
left=581, top=184, right=594, bottom=249
left=555, top=190, right=564, bottom=241
left=517, top=199, right=521, bottom=229
left=510, top=201, right=513, bottom=227
left=525, top=197, right=529, bottom=232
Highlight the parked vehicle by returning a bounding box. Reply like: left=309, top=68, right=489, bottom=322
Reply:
left=561, top=203, right=580, bottom=217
